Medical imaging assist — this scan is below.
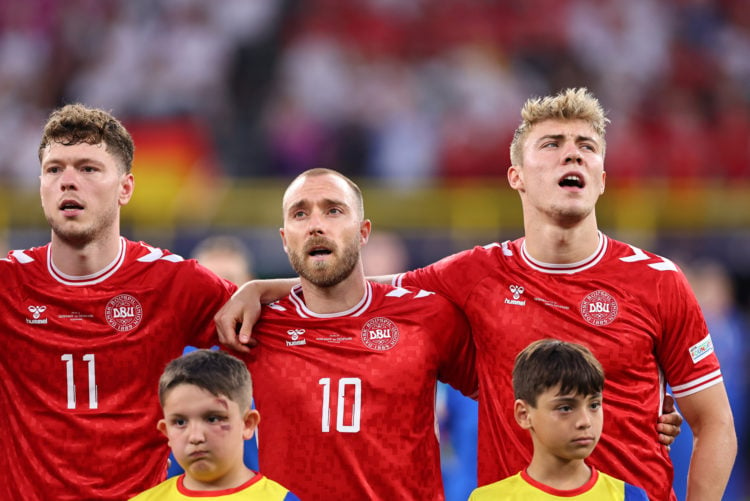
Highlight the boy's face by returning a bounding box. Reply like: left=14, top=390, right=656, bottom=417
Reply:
left=158, top=383, right=259, bottom=488
left=515, top=384, right=603, bottom=462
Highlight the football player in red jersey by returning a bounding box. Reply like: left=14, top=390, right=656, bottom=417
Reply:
left=0, top=104, right=236, bottom=500
left=216, top=88, right=734, bottom=500
left=239, top=168, right=476, bottom=500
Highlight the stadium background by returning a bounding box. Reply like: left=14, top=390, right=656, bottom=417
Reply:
left=0, top=0, right=747, bottom=499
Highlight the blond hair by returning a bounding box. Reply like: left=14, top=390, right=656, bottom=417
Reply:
left=510, top=88, right=609, bottom=166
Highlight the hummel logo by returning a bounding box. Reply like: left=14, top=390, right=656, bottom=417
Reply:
left=505, top=285, right=526, bottom=306
left=286, top=328, right=307, bottom=347
left=26, top=305, right=48, bottom=324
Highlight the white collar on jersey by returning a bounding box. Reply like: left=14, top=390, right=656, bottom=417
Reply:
left=520, top=231, right=608, bottom=274
left=48, top=236, right=127, bottom=286
left=289, top=281, right=373, bottom=318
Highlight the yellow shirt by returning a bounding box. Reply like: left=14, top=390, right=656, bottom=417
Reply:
left=469, top=468, right=648, bottom=500
left=130, top=473, right=299, bottom=500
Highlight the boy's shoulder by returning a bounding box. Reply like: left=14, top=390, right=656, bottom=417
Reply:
left=128, top=474, right=301, bottom=500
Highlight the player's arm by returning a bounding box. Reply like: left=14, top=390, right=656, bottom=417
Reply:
left=215, top=278, right=298, bottom=352
left=676, top=383, right=736, bottom=501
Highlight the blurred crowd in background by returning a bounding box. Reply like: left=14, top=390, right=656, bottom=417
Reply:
left=1, top=0, right=749, bottom=186
left=1, top=0, right=748, bottom=499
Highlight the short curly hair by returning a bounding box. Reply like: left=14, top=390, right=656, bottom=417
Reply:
left=38, top=103, right=134, bottom=173
left=510, top=88, right=609, bottom=166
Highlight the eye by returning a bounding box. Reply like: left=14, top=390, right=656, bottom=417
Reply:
left=292, top=210, right=307, bottom=219
left=45, top=166, right=60, bottom=174
left=328, top=207, right=343, bottom=215
left=82, top=165, right=97, bottom=172
left=557, top=404, right=573, bottom=413
left=173, top=418, right=187, bottom=427
left=580, top=143, right=596, bottom=152
left=207, top=415, right=226, bottom=424
left=541, top=141, right=558, bottom=149
left=589, top=401, right=602, bottom=411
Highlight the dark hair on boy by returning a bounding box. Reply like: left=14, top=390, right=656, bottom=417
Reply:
left=513, top=339, right=604, bottom=406
left=159, top=349, right=253, bottom=412
left=38, top=103, right=135, bottom=173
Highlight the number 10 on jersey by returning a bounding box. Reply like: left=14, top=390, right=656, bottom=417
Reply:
left=319, top=377, right=361, bottom=433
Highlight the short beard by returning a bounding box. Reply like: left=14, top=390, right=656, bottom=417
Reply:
left=289, top=236, right=360, bottom=288
left=45, top=204, right=117, bottom=249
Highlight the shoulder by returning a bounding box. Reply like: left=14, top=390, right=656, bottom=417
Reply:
left=0, top=245, right=47, bottom=266
left=128, top=477, right=179, bottom=500
left=596, top=470, right=649, bottom=500
left=606, top=236, right=681, bottom=274
left=372, top=281, right=456, bottom=309
left=126, top=240, right=188, bottom=266
left=469, top=473, right=524, bottom=499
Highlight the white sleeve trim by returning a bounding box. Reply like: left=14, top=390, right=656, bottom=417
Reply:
left=671, top=369, right=723, bottom=398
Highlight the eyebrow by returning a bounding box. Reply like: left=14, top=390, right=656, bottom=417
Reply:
left=42, top=156, right=105, bottom=167
left=287, top=198, right=349, bottom=213
left=536, top=134, right=599, bottom=146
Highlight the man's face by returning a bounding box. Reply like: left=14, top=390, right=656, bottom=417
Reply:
left=39, top=142, right=133, bottom=247
left=508, top=119, right=606, bottom=226
left=158, top=384, right=258, bottom=489
left=280, top=174, right=369, bottom=288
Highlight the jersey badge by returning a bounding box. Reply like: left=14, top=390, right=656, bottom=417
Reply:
left=26, top=305, right=48, bottom=324
left=286, top=328, right=307, bottom=346
left=504, top=285, right=526, bottom=306
left=689, top=334, right=714, bottom=364
left=361, top=317, right=399, bottom=351
left=105, top=294, right=143, bottom=332
left=580, top=290, right=618, bottom=326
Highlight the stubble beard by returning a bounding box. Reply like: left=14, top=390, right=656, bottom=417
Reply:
left=289, top=236, right=361, bottom=288
left=46, top=204, right=118, bottom=248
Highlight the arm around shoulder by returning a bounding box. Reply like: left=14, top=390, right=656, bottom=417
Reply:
left=215, top=278, right=299, bottom=352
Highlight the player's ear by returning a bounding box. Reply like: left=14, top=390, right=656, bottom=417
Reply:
left=508, top=165, right=525, bottom=192
left=279, top=228, right=289, bottom=255
left=118, top=173, right=135, bottom=206
left=242, top=409, right=261, bottom=440
left=514, top=399, right=532, bottom=430
left=360, top=219, right=371, bottom=246
left=157, top=418, right=168, bottom=438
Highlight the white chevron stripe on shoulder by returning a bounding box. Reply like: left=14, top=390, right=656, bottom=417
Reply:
left=648, top=257, right=677, bottom=272
left=137, top=245, right=164, bottom=262
left=620, top=245, right=649, bottom=262
left=137, top=245, right=184, bottom=263
left=415, top=289, right=434, bottom=298
left=386, top=287, right=412, bottom=297
left=10, top=249, right=34, bottom=263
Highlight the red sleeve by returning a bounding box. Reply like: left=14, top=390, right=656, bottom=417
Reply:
left=656, top=265, right=722, bottom=397
left=174, top=259, right=237, bottom=348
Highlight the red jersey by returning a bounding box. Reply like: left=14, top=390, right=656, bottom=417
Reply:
left=396, top=234, right=722, bottom=501
left=245, top=281, right=477, bottom=500
left=0, top=238, right=235, bottom=500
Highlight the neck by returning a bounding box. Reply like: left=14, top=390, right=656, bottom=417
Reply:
left=522, top=216, right=600, bottom=264
left=300, top=270, right=368, bottom=314
left=526, top=454, right=592, bottom=491
left=49, top=232, right=123, bottom=277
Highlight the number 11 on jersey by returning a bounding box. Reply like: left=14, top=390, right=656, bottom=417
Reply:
left=319, top=377, right=361, bottom=433
left=61, top=353, right=98, bottom=409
